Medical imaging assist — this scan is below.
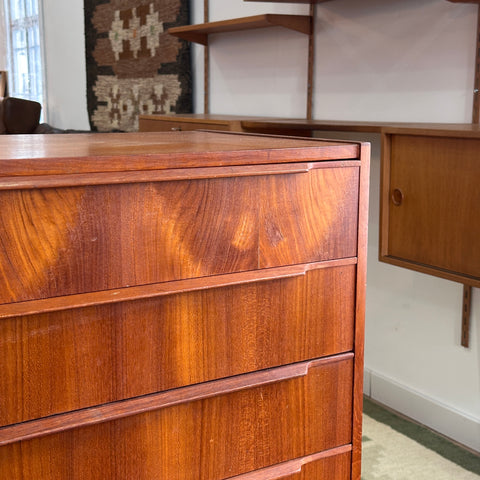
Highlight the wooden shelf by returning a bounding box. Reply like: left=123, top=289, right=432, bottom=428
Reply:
left=247, top=0, right=478, bottom=2
left=241, top=118, right=480, bottom=135
left=139, top=114, right=480, bottom=137
left=168, top=14, right=312, bottom=45
left=244, top=0, right=332, bottom=2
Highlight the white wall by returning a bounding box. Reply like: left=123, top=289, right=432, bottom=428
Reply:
left=41, top=0, right=90, bottom=129
left=193, top=0, right=480, bottom=451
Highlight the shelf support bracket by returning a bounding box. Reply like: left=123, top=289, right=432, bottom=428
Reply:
left=461, top=285, right=472, bottom=348
left=204, top=0, right=210, bottom=114
left=472, top=3, right=480, bottom=123
left=306, top=2, right=315, bottom=120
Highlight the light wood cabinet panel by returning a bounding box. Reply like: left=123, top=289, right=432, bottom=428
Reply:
left=380, top=131, right=480, bottom=286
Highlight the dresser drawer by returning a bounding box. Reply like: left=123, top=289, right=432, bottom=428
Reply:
left=0, top=355, right=353, bottom=480
left=228, top=448, right=352, bottom=479
left=0, top=263, right=356, bottom=425
left=0, top=165, right=359, bottom=303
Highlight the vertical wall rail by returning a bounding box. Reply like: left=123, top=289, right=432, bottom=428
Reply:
left=472, top=5, right=480, bottom=123
left=204, top=0, right=210, bottom=114
left=461, top=4, right=480, bottom=348
left=306, top=2, right=315, bottom=120
left=461, top=285, right=472, bottom=348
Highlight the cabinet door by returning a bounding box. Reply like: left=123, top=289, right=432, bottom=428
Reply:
left=380, top=134, right=480, bottom=285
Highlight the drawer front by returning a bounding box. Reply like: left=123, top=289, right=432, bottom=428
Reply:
left=0, top=264, right=356, bottom=425
left=227, top=449, right=352, bottom=479
left=274, top=453, right=351, bottom=480
left=0, top=356, right=353, bottom=480
left=0, top=166, right=359, bottom=303
left=138, top=118, right=231, bottom=132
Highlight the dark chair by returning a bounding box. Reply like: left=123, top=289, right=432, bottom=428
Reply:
left=0, top=96, right=66, bottom=134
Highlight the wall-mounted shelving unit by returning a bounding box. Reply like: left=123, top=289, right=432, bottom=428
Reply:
left=164, top=0, right=480, bottom=348
left=168, top=1, right=316, bottom=118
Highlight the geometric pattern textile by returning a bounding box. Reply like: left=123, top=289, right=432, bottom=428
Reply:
left=84, top=0, right=192, bottom=132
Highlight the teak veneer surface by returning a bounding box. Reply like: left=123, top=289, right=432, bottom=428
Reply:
left=0, top=131, right=369, bottom=480
left=0, top=265, right=356, bottom=425
left=228, top=448, right=352, bottom=479
left=0, top=166, right=359, bottom=303
left=138, top=113, right=480, bottom=136
left=381, top=133, right=480, bottom=285
left=0, top=131, right=359, bottom=176
left=168, top=14, right=312, bottom=45
left=0, top=357, right=353, bottom=479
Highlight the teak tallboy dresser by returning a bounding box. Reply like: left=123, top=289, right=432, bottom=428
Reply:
left=0, top=131, right=369, bottom=480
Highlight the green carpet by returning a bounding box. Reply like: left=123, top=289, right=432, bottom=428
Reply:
left=362, top=398, right=480, bottom=479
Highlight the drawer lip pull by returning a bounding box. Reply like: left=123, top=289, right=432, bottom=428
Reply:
left=0, top=258, right=357, bottom=319
left=0, top=161, right=361, bottom=189
left=225, top=444, right=352, bottom=480
left=0, top=352, right=353, bottom=446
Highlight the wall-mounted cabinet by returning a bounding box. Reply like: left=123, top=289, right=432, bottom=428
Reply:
left=380, top=126, right=480, bottom=288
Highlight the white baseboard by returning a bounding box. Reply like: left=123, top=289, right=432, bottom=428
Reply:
left=363, top=369, right=480, bottom=454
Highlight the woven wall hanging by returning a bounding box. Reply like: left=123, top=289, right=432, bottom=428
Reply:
left=84, top=0, right=192, bottom=132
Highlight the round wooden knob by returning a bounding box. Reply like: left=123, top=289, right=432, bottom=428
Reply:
left=391, top=188, right=404, bottom=206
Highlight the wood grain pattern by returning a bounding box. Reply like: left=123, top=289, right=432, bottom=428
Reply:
left=0, top=265, right=356, bottom=425
left=0, top=162, right=359, bottom=190
left=0, top=178, right=254, bottom=302
left=0, top=259, right=356, bottom=319
left=351, top=143, right=370, bottom=480
left=259, top=167, right=359, bottom=267
left=138, top=118, right=232, bottom=132
left=227, top=447, right=351, bottom=479
left=0, top=167, right=359, bottom=303
left=0, top=131, right=368, bottom=479
left=0, top=357, right=354, bottom=480
left=1, top=355, right=353, bottom=446
left=137, top=114, right=313, bottom=137
left=168, top=15, right=312, bottom=45
left=382, top=134, right=480, bottom=285
left=135, top=113, right=480, bottom=139
left=0, top=132, right=360, bottom=177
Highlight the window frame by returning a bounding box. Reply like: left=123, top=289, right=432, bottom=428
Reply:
left=3, top=0, right=46, bottom=116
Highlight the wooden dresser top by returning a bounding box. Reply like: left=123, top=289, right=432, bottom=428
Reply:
left=0, top=131, right=361, bottom=177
